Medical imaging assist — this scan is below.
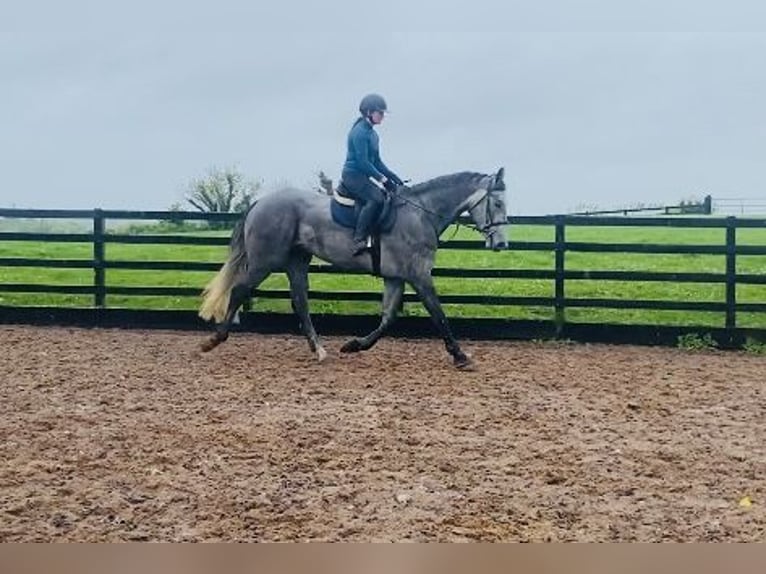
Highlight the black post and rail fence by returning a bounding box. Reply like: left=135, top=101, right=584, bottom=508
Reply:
left=1, top=207, right=765, bottom=348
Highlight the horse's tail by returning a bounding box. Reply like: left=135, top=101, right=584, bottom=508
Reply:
left=198, top=209, right=251, bottom=323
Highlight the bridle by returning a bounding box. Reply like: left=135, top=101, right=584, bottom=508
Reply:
left=385, top=174, right=507, bottom=240
left=454, top=175, right=508, bottom=237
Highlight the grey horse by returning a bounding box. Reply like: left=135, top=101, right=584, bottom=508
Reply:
left=198, top=168, right=508, bottom=368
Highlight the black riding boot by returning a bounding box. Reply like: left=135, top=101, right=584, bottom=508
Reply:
left=352, top=201, right=379, bottom=255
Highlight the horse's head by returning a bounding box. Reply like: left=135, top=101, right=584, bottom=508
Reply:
left=467, top=167, right=508, bottom=251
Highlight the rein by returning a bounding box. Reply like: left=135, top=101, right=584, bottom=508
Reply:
left=391, top=178, right=505, bottom=238
left=388, top=181, right=506, bottom=233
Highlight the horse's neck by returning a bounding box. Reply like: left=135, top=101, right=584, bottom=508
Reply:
left=418, top=182, right=483, bottom=232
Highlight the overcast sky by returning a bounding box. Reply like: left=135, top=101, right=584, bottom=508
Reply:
left=2, top=1, right=764, bottom=214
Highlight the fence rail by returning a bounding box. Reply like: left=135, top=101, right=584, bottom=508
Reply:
left=712, top=198, right=766, bottom=216
left=1, top=207, right=765, bottom=346
left=568, top=196, right=712, bottom=216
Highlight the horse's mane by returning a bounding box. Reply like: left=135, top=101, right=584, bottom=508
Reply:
left=405, top=171, right=487, bottom=195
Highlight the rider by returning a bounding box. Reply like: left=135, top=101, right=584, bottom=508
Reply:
left=340, top=93, right=403, bottom=255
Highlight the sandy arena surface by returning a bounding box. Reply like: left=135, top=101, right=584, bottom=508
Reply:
left=0, top=325, right=763, bottom=541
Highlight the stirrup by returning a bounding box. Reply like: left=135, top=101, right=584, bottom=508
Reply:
left=352, top=236, right=372, bottom=255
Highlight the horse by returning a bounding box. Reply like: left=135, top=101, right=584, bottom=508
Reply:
left=198, top=168, right=509, bottom=368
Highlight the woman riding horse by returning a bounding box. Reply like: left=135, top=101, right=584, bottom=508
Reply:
left=340, top=93, right=403, bottom=255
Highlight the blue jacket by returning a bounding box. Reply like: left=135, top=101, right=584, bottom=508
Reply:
left=342, top=118, right=400, bottom=183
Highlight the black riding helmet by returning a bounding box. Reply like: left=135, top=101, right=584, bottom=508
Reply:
left=359, top=93, right=387, bottom=115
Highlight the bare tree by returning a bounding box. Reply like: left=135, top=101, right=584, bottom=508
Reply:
left=185, top=167, right=261, bottom=228
left=185, top=167, right=261, bottom=227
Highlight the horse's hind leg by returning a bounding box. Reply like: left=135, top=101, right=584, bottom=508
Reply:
left=201, top=266, right=271, bottom=352
left=341, top=277, right=404, bottom=353
left=285, top=252, right=326, bottom=362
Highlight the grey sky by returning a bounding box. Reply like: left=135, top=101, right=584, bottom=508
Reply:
left=2, top=1, right=765, bottom=214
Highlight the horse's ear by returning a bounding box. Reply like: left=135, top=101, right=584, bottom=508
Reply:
left=496, top=167, right=505, bottom=181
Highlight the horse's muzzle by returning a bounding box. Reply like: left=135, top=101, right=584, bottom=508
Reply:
left=485, top=228, right=508, bottom=251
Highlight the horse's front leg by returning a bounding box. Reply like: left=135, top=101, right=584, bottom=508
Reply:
left=409, top=277, right=472, bottom=369
left=341, top=277, right=404, bottom=353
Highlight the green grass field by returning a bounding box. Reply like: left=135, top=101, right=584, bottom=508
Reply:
left=1, top=222, right=764, bottom=328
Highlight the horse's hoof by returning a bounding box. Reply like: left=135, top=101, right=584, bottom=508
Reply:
left=316, top=346, right=328, bottom=363
left=454, top=355, right=474, bottom=370
left=200, top=336, right=220, bottom=353
left=340, top=339, right=363, bottom=353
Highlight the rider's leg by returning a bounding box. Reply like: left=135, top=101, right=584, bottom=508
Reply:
left=353, top=200, right=382, bottom=251
left=343, top=174, right=385, bottom=255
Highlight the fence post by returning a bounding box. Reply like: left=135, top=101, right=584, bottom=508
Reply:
left=93, top=209, right=106, bottom=309
left=703, top=195, right=712, bottom=215
left=725, top=216, right=737, bottom=330
left=554, top=216, right=566, bottom=338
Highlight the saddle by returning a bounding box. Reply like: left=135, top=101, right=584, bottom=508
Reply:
left=330, top=181, right=398, bottom=233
